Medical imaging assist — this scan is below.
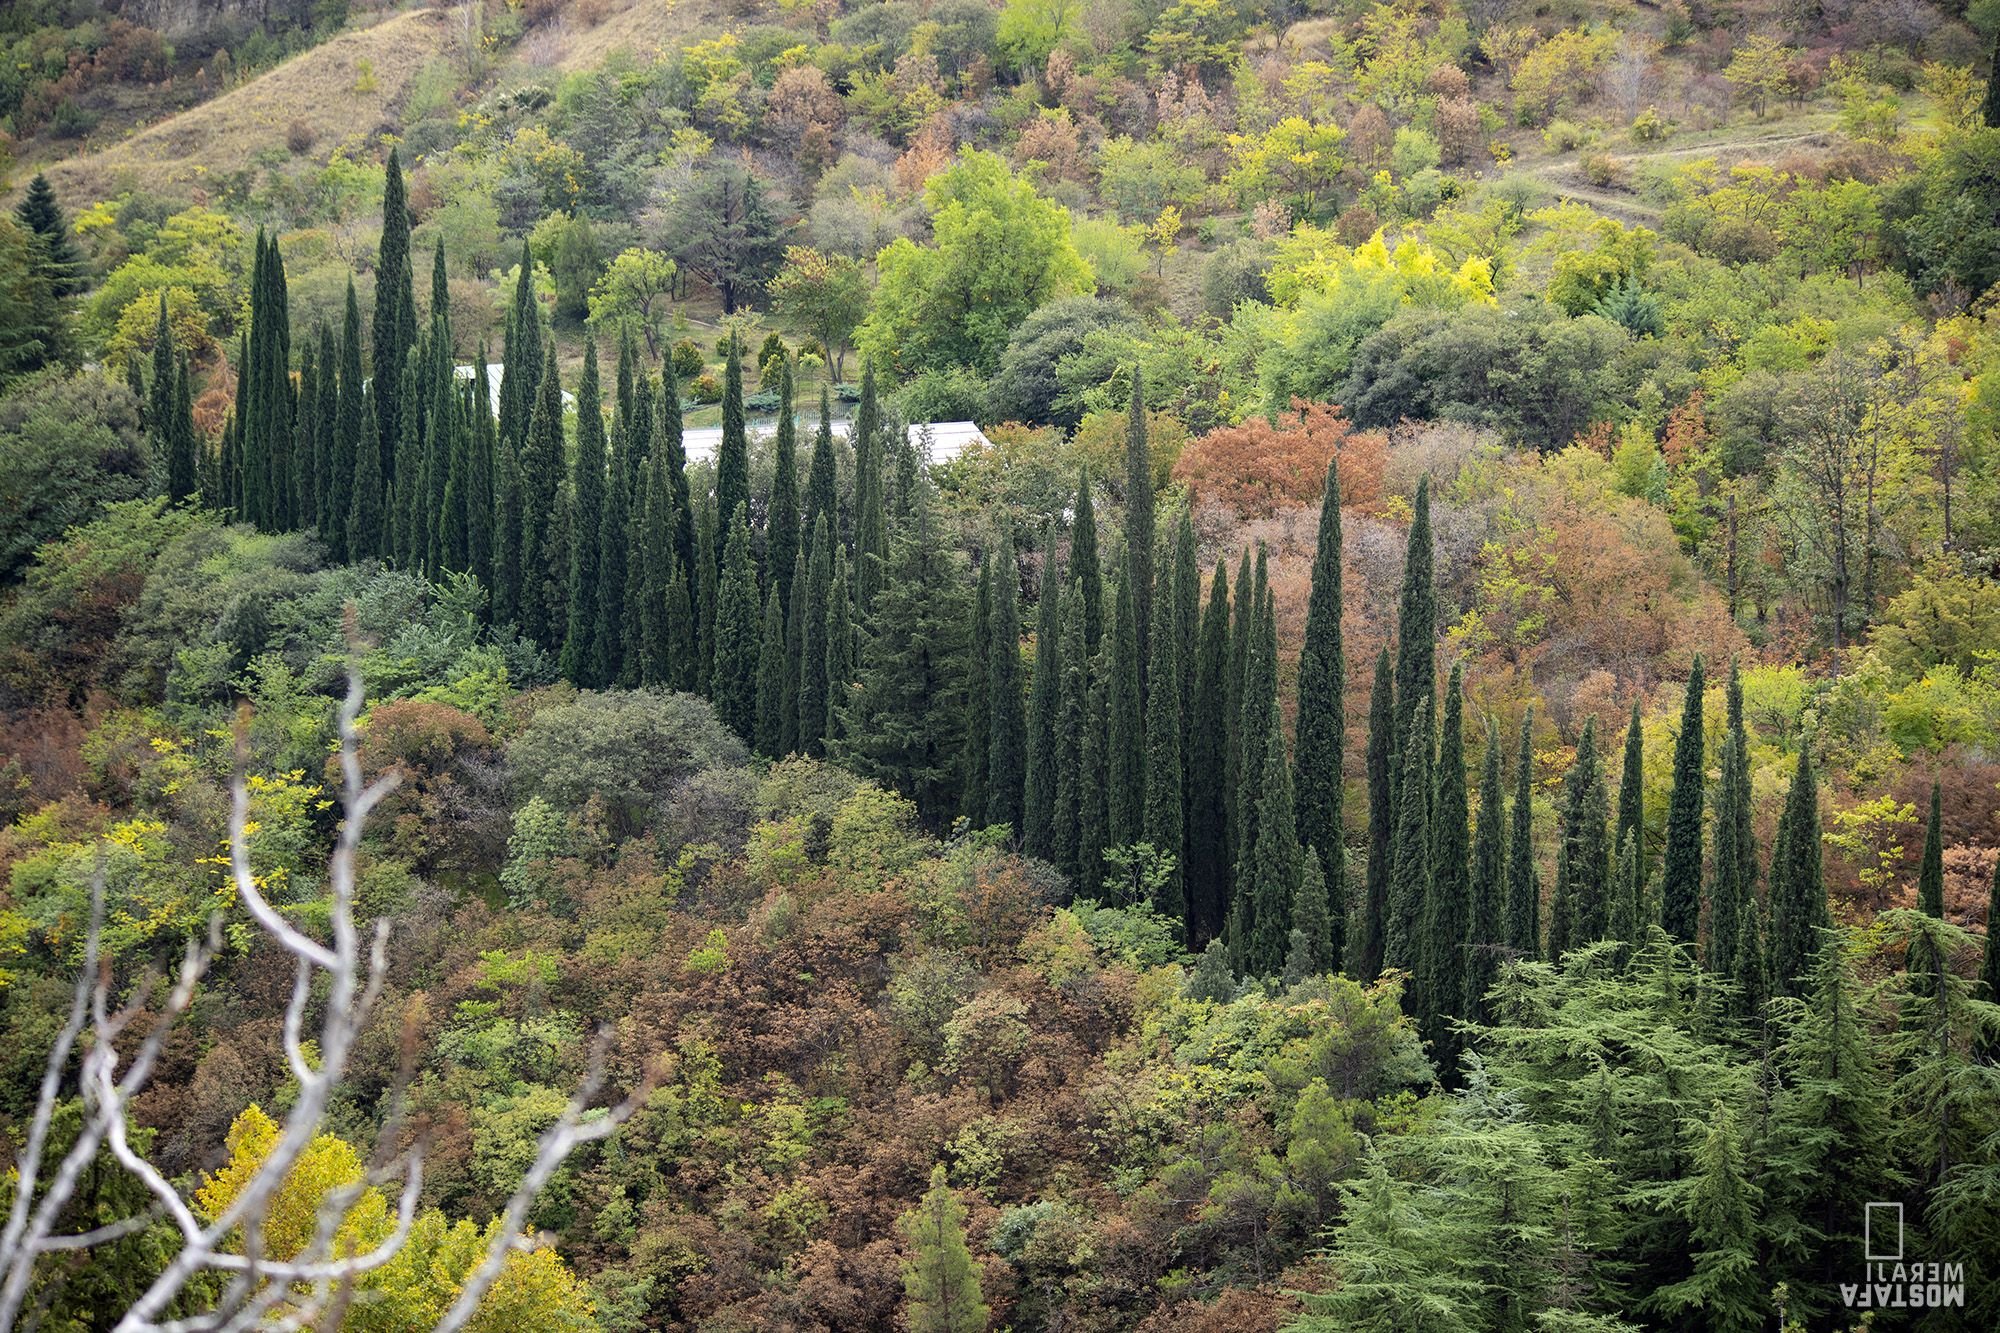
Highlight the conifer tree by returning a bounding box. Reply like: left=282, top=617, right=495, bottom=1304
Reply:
left=1393, top=476, right=1436, bottom=742
left=1106, top=565, right=1145, bottom=847
left=1287, top=856, right=1333, bottom=981
left=853, top=359, right=886, bottom=614
left=899, top=1164, right=989, bottom=1333
left=1421, top=666, right=1471, bottom=1062
left=1616, top=697, right=1644, bottom=872
left=769, top=357, right=801, bottom=614
left=712, top=503, right=761, bottom=741
left=754, top=582, right=788, bottom=756
left=1226, top=551, right=1267, bottom=885
left=1359, top=647, right=1396, bottom=980
left=147, top=294, right=175, bottom=460
left=292, top=338, right=318, bottom=528
left=14, top=174, right=84, bottom=297
left=1505, top=709, right=1539, bottom=959
left=986, top=533, right=1027, bottom=835
left=1142, top=536, right=1184, bottom=929
left=658, top=364, right=694, bottom=578
left=559, top=343, right=607, bottom=685
left=804, top=387, right=837, bottom=551
left=152, top=299, right=199, bottom=504
left=1022, top=526, right=1061, bottom=858
left=466, top=345, right=495, bottom=598
left=1384, top=695, right=1434, bottom=981
left=312, top=323, right=337, bottom=536
left=498, top=243, right=540, bottom=457
left=637, top=444, right=673, bottom=685
left=518, top=347, right=563, bottom=645
left=1051, top=581, right=1089, bottom=882
left=596, top=367, right=630, bottom=684
left=391, top=353, right=426, bottom=565
left=1296, top=455, right=1346, bottom=970
left=420, top=326, right=455, bottom=574
left=1071, top=470, right=1103, bottom=655
left=1079, top=652, right=1111, bottom=893
left=1768, top=742, right=1828, bottom=996
left=1124, top=366, right=1154, bottom=680
left=695, top=492, right=719, bottom=687
left=1710, top=663, right=1756, bottom=977
left=328, top=281, right=365, bottom=556
left=1174, top=509, right=1198, bottom=773
left=1661, top=657, right=1706, bottom=944
left=1247, top=726, right=1301, bottom=974
left=1467, top=717, right=1505, bottom=1024
left=166, top=355, right=198, bottom=506
left=428, top=238, right=449, bottom=336
left=715, top=336, right=748, bottom=578
left=347, top=387, right=386, bottom=558
left=797, top=516, right=834, bottom=756
left=825, top=543, right=854, bottom=741
left=1231, top=571, right=1278, bottom=932
left=1909, top=780, right=1948, bottom=989
left=438, top=356, right=472, bottom=574
left=1982, top=853, right=2000, bottom=1006
left=1612, top=830, right=1644, bottom=951
left=1651, top=1103, right=1764, bottom=1333
left=1185, top=559, right=1231, bottom=945
left=373, top=149, right=416, bottom=485
left=965, top=561, right=991, bottom=825
left=1559, top=718, right=1611, bottom=949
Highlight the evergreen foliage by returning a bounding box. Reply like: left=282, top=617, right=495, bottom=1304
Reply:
left=1660, top=657, right=1706, bottom=943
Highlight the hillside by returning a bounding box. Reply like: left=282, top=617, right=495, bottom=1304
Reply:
left=3, top=0, right=2000, bottom=1330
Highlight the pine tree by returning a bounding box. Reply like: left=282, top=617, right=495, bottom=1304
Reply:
left=1247, top=726, right=1302, bottom=975
left=769, top=358, right=801, bottom=616
left=1023, top=525, right=1061, bottom=859
left=373, top=149, right=416, bottom=487
left=1071, top=470, right=1103, bottom=655
left=983, top=534, right=1026, bottom=835
left=965, top=561, right=991, bottom=825
left=1185, top=558, right=1231, bottom=946
left=1661, top=657, right=1706, bottom=944
left=1051, top=581, right=1089, bottom=882
left=1559, top=718, right=1611, bottom=949
left=853, top=358, right=887, bottom=614
left=519, top=347, right=564, bottom=647
left=1467, top=717, right=1505, bottom=1024
left=1124, top=366, right=1154, bottom=682
left=559, top=343, right=607, bottom=685
left=1649, top=1102, right=1765, bottom=1333
left=14, top=174, right=84, bottom=297
left=1768, top=742, right=1828, bottom=997
left=712, top=503, right=761, bottom=741
left=804, top=387, right=837, bottom=553
left=1421, top=666, right=1471, bottom=1063
left=1142, top=534, right=1184, bottom=931
left=1384, top=695, right=1434, bottom=982
left=1393, top=476, right=1437, bottom=742
left=899, top=1164, right=989, bottom=1333
left=1295, top=456, right=1346, bottom=972
left=1506, top=709, right=1539, bottom=959
left=797, top=515, right=834, bottom=756
left=1359, top=647, right=1396, bottom=980
left=754, top=581, right=788, bottom=757
left=1106, top=564, right=1146, bottom=846
left=346, top=386, right=386, bottom=558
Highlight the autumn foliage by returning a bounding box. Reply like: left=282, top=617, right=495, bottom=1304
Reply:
left=1173, top=401, right=1386, bottom=519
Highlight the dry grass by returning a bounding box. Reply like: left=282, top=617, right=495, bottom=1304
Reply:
left=555, top=0, right=713, bottom=70
left=37, top=9, right=452, bottom=206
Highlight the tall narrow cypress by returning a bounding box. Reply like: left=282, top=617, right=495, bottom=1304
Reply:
left=1186, top=559, right=1231, bottom=946
left=1612, top=830, right=1644, bottom=951
left=428, top=238, right=449, bottom=335
left=167, top=356, right=197, bottom=507
left=987, top=533, right=1027, bottom=834
left=712, top=502, right=761, bottom=739
left=804, top=386, right=837, bottom=551
left=798, top=515, right=834, bottom=756
left=1979, top=854, right=1999, bottom=1011
left=437, top=349, right=472, bottom=573
left=347, top=386, right=386, bottom=558
left=1421, top=665, right=1470, bottom=1060
left=1052, top=581, right=1089, bottom=882
left=559, top=342, right=607, bottom=685
left=1710, top=663, right=1756, bottom=977
left=312, top=322, right=337, bottom=536
left=518, top=347, right=563, bottom=647
left=1393, top=476, right=1436, bottom=743
left=597, top=359, right=631, bottom=685
left=391, top=352, right=425, bottom=566
left=1559, top=718, right=1611, bottom=948
left=1023, top=525, right=1061, bottom=859
left=715, top=336, right=748, bottom=577
left=373, top=149, right=416, bottom=486
left=755, top=582, right=788, bottom=756
left=769, top=357, right=801, bottom=614
left=1072, top=470, right=1103, bottom=655
left=466, top=344, right=495, bottom=597
left=1230, top=577, right=1280, bottom=963
left=1768, top=741, right=1827, bottom=996
left=965, top=561, right=991, bottom=825
left=292, top=338, right=318, bottom=529
left=1467, top=717, right=1506, bottom=1024
left=1224, top=548, right=1262, bottom=900
left=825, top=543, right=854, bottom=744
left=1143, top=534, right=1184, bottom=931
left=1106, top=564, right=1145, bottom=846
left=853, top=359, right=886, bottom=613
left=658, top=364, right=694, bottom=581
left=695, top=491, right=719, bottom=688
left=1384, top=694, right=1434, bottom=983
left=498, top=243, right=540, bottom=460
left=1661, top=657, right=1706, bottom=944
left=1247, top=727, right=1301, bottom=975
left=1295, top=455, right=1346, bottom=969
left=1911, top=780, right=1947, bottom=987
left=1174, top=509, right=1198, bottom=782
left=147, top=295, right=176, bottom=468
left=1616, top=698, right=1644, bottom=871
left=1124, top=366, right=1154, bottom=683
left=1359, top=648, right=1396, bottom=980
left=1505, top=708, right=1539, bottom=959
left=329, top=280, right=365, bottom=557
left=638, top=445, right=675, bottom=685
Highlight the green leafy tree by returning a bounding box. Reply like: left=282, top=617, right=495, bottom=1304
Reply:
left=769, top=245, right=867, bottom=380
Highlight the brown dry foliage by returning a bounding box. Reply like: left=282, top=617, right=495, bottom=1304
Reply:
left=1173, top=401, right=1387, bottom=519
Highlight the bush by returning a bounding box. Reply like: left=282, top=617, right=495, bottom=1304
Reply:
left=1581, top=153, right=1625, bottom=189
left=1630, top=107, right=1669, bottom=143
left=506, top=689, right=749, bottom=837
left=670, top=338, right=705, bottom=380
left=286, top=119, right=316, bottom=154
left=689, top=372, right=722, bottom=404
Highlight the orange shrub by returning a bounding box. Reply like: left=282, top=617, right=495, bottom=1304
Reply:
left=1172, top=400, right=1386, bottom=518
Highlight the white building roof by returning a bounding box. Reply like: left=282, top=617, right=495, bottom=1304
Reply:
left=681, top=419, right=990, bottom=465
left=453, top=363, right=574, bottom=415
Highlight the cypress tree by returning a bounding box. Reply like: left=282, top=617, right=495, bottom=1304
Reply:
left=1393, top=476, right=1436, bottom=742
left=147, top=294, right=175, bottom=461
left=438, top=352, right=472, bottom=574
left=986, top=533, right=1027, bottom=835
left=1505, top=708, right=1539, bottom=959
left=292, top=338, right=318, bottom=529
left=1359, top=647, right=1396, bottom=980
left=1910, top=780, right=1947, bottom=989
left=1421, top=665, right=1470, bottom=1062
left=329, top=281, right=365, bottom=557
left=658, top=364, right=695, bottom=582
left=1559, top=718, right=1611, bottom=948
left=1661, top=657, right=1706, bottom=944
left=695, top=491, right=719, bottom=688
left=498, top=243, right=540, bottom=458
left=1384, top=695, right=1434, bottom=982
left=755, top=581, right=788, bottom=756
left=769, top=357, right=801, bottom=614
left=891, top=417, right=920, bottom=521
left=1023, top=525, right=1061, bottom=858
left=1985, top=26, right=2000, bottom=128
left=798, top=516, right=834, bottom=755
left=1616, top=697, right=1644, bottom=871
left=428, top=238, right=449, bottom=334
left=637, top=443, right=673, bottom=685
left=1467, top=717, right=1505, bottom=1024
left=1295, top=455, right=1346, bottom=970
left=373, top=149, right=416, bottom=486
left=234, top=240, right=262, bottom=522
left=347, top=386, right=386, bottom=558
left=1051, top=581, right=1089, bottom=882
left=1710, top=663, right=1756, bottom=977
left=825, top=543, right=854, bottom=743
left=1079, top=651, right=1111, bottom=894
left=1106, top=564, right=1146, bottom=846
left=392, top=352, right=426, bottom=565
left=664, top=538, right=696, bottom=694
left=780, top=527, right=805, bottom=753
left=420, top=327, right=455, bottom=574
left=1185, top=558, right=1231, bottom=946
left=1226, top=549, right=1268, bottom=905
left=1612, top=828, right=1645, bottom=951
left=1980, top=852, right=2000, bottom=1006
left=518, top=347, right=563, bottom=646
left=467, top=344, right=495, bottom=597
left=1143, top=534, right=1184, bottom=931
left=1072, top=470, right=1103, bottom=655
left=715, top=335, right=748, bottom=577
left=597, top=361, right=631, bottom=685
left=1735, top=892, right=1768, bottom=1019
left=1124, top=366, right=1154, bottom=681
left=853, top=358, right=886, bottom=614
left=965, top=560, right=991, bottom=826
left=1287, top=855, right=1333, bottom=981
left=712, top=503, right=761, bottom=740
left=167, top=355, right=198, bottom=507
left=1174, top=509, right=1199, bottom=783
left=155, top=301, right=197, bottom=504
left=804, top=386, right=837, bottom=552
left=559, top=343, right=607, bottom=685
left=1248, top=726, right=1301, bottom=975
left=223, top=332, right=246, bottom=512
left=312, top=322, right=337, bottom=536
left=1231, top=572, right=1280, bottom=937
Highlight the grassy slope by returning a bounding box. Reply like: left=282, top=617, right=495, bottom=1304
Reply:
left=36, top=8, right=452, bottom=205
